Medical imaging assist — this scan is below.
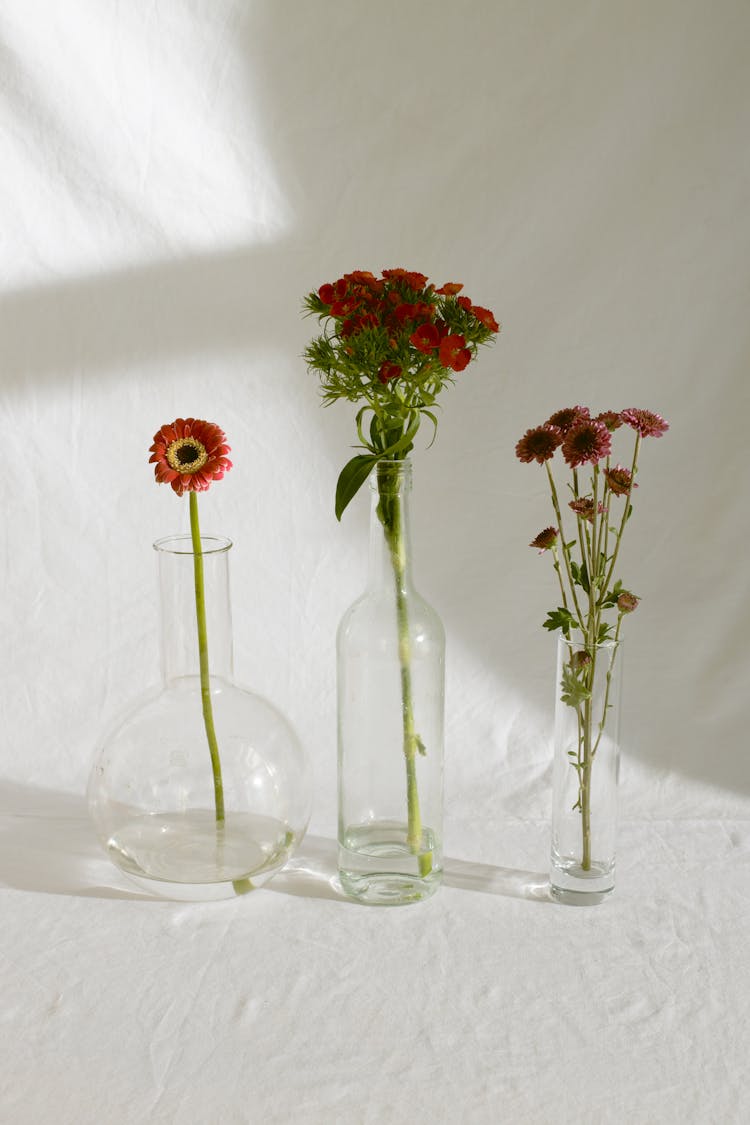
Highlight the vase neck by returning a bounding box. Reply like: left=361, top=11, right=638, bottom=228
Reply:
left=155, top=535, right=234, bottom=684
left=367, top=460, right=415, bottom=593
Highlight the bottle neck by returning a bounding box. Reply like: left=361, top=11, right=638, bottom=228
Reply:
left=155, top=535, right=234, bottom=684
left=367, top=460, right=415, bottom=592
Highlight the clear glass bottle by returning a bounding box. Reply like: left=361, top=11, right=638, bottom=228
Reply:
left=88, top=535, right=311, bottom=900
left=550, top=635, right=623, bottom=904
left=337, top=460, right=445, bottom=905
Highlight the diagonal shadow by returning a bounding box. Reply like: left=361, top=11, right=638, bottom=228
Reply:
left=0, top=783, right=550, bottom=904
left=0, top=242, right=307, bottom=386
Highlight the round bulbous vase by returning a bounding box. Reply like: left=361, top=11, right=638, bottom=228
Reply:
left=88, top=535, right=311, bottom=900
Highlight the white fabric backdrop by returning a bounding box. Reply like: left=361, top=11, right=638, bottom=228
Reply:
left=1, top=2, right=749, bottom=1122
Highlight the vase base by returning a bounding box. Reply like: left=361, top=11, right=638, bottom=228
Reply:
left=105, top=809, right=296, bottom=900
left=338, top=822, right=442, bottom=906
left=550, top=884, right=610, bottom=907
left=550, top=856, right=614, bottom=904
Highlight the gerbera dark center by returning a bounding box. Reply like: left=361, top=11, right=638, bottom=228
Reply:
left=176, top=443, right=199, bottom=465
left=166, top=437, right=208, bottom=474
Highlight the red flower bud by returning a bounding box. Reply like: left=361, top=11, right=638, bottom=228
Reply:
left=378, top=362, right=402, bottom=384
left=471, top=305, right=499, bottom=332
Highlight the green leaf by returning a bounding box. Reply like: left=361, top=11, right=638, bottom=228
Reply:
left=543, top=607, right=577, bottom=638
left=560, top=662, right=592, bottom=707
left=600, top=579, right=623, bottom=609
left=422, top=410, right=440, bottom=449
left=335, top=454, right=380, bottom=520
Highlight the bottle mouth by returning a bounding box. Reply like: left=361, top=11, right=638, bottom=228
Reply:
left=153, top=534, right=232, bottom=556
left=369, top=459, right=413, bottom=489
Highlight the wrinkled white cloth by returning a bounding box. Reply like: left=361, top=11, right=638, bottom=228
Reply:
left=1, top=796, right=749, bottom=1125
left=1, top=1, right=749, bottom=1121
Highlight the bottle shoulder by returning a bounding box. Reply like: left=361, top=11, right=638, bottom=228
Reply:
left=337, top=588, right=445, bottom=648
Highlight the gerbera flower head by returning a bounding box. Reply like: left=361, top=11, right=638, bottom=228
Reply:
left=620, top=408, right=669, bottom=438
left=562, top=419, right=612, bottom=468
left=604, top=463, right=637, bottom=496
left=149, top=418, right=232, bottom=496
left=529, top=527, right=559, bottom=552
left=515, top=425, right=562, bottom=464
left=545, top=406, right=590, bottom=434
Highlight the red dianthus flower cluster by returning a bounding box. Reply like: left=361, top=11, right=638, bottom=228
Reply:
left=314, top=268, right=499, bottom=383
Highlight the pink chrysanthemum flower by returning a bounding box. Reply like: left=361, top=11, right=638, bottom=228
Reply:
left=529, top=527, right=559, bottom=551
left=561, top=419, right=612, bottom=468
left=569, top=497, right=595, bottom=522
left=595, top=410, right=623, bottom=432
left=515, top=425, right=562, bottom=464
left=604, top=464, right=637, bottom=496
left=149, top=418, right=232, bottom=496
left=545, top=406, right=590, bottom=434
left=621, top=408, right=669, bottom=438
left=617, top=591, right=640, bottom=613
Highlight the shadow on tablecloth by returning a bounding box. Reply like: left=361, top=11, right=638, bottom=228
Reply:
left=0, top=783, right=551, bottom=905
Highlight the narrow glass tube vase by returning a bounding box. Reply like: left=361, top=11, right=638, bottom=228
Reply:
left=88, top=535, right=311, bottom=900
left=337, top=459, right=445, bottom=905
left=550, top=635, right=623, bottom=904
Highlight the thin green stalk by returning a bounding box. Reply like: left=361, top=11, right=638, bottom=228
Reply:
left=581, top=685, right=594, bottom=870
left=591, top=616, right=623, bottom=760
left=189, top=492, right=225, bottom=822
left=546, top=462, right=585, bottom=631
left=378, top=465, right=432, bottom=878
left=189, top=492, right=252, bottom=895
left=600, top=433, right=641, bottom=602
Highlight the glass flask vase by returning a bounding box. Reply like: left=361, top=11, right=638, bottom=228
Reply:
left=550, top=634, right=623, bottom=904
left=337, top=460, right=444, bottom=905
left=88, top=535, right=311, bottom=900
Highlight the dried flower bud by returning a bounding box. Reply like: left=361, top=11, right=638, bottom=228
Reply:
left=617, top=591, right=640, bottom=613
left=572, top=650, right=592, bottom=669
left=529, top=527, right=559, bottom=551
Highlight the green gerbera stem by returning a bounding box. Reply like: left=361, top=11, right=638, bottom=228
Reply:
left=189, top=491, right=226, bottom=821
left=189, top=491, right=253, bottom=895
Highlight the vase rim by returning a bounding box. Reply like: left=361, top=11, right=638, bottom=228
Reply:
left=558, top=635, right=622, bottom=650
left=369, top=458, right=413, bottom=487
left=153, top=534, right=232, bottom=556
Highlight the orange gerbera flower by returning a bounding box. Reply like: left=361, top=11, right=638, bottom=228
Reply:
left=149, top=418, right=232, bottom=496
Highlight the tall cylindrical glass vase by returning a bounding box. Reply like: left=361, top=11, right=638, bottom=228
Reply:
left=337, top=460, right=444, bottom=905
left=550, top=635, right=623, bottom=904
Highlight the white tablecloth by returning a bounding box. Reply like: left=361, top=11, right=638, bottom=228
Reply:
left=2, top=785, right=748, bottom=1124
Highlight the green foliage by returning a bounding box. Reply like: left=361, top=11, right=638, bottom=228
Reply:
left=560, top=661, right=592, bottom=708
left=335, top=455, right=381, bottom=521
left=303, top=270, right=499, bottom=517
left=543, top=607, right=577, bottom=638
